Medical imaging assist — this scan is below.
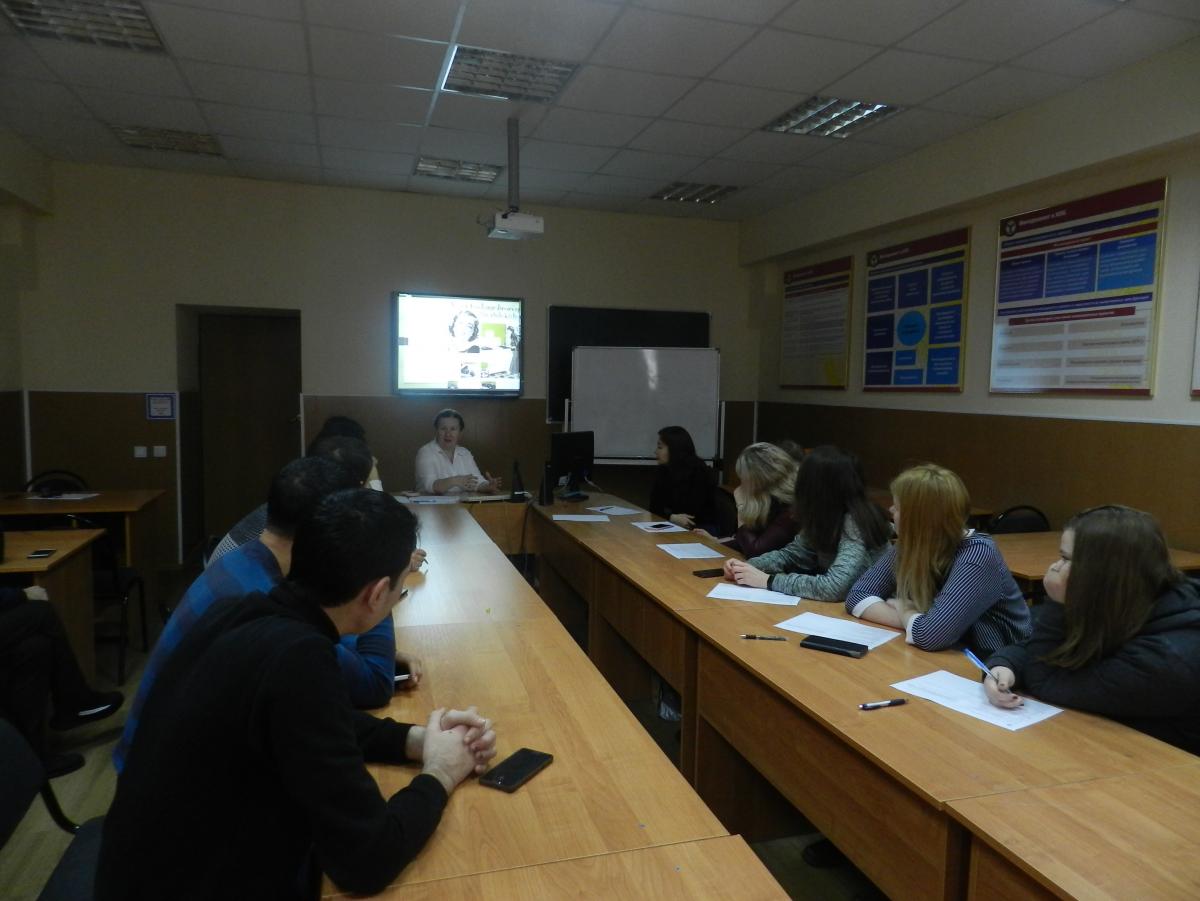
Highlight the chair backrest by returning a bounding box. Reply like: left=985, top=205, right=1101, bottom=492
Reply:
left=712, top=485, right=739, bottom=537
left=0, top=719, right=44, bottom=849
left=989, top=505, right=1051, bottom=534
left=23, top=470, right=89, bottom=496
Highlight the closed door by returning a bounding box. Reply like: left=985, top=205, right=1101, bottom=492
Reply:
left=199, top=314, right=301, bottom=538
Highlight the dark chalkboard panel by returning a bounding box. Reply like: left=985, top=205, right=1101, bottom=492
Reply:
left=546, top=305, right=710, bottom=422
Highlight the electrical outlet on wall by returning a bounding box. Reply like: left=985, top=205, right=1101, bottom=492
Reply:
left=152, top=445, right=167, bottom=458
left=133, top=446, right=148, bottom=459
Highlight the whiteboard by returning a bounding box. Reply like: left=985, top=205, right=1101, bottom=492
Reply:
left=570, top=347, right=720, bottom=460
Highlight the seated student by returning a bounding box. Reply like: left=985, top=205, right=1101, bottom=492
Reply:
left=96, top=489, right=498, bottom=900
left=986, top=505, right=1200, bottom=755
left=725, top=445, right=890, bottom=600
left=697, top=442, right=799, bottom=556
left=307, top=414, right=384, bottom=490
left=0, top=586, right=123, bottom=777
left=649, top=425, right=715, bottom=530
left=415, top=409, right=501, bottom=494
left=114, top=457, right=403, bottom=773
left=846, top=463, right=1031, bottom=654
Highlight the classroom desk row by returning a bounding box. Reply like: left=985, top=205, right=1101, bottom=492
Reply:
left=320, top=504, right=786, bottom=899
left=530, top=494, right=1200, bottom=901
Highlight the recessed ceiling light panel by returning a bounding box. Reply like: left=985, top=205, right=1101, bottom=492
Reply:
left=763, top=95, right=899, bottom=139
left=443, top=45, right=577, bottom=103
left=649, top=182, right=739, bottom=204
left=415, top=156, right=501, bottom=184
left=1, top=0, right=165, bottom=51
left=112, top=126, right=222, bottom=155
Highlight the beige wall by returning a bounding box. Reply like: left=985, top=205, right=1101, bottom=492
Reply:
left=19, top=163, right=757, bottom=400
left=0, top=130, right=51, bottom=212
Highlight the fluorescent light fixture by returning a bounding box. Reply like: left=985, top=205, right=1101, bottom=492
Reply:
left=443, top=45, right=577, bottom=103
left=0, top=0, right=164, bottom=51
left=112, top=126, right=222, bottom=155
left=415, top=156, right=502, bottom=183
left=763, top=95, right=898, bottom=139
left=649, top=183, right=739, bottom=204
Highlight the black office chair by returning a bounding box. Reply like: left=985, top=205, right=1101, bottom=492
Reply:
left=988, top=505, right=1051, bottom=534
left=23, top=471, right=89, bottom=498
left=0, top=719, right=104, bottom=901
left=712, top=485, right=739, bottom=538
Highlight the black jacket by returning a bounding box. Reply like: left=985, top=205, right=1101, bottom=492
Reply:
left=649, top=459, right=715, bottom=527
left=988, top=580, right=1200, bottom=755
left=97, top=583, right=447, bottom=900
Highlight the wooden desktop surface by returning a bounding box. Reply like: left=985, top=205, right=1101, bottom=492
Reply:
left=993, top=530, right=1200, bottom=581
left=326, top=835, right=787, bottom=900
left=948, top=762, right=1200, bottom=901
left=1, top=529, right=105, bottom=678
left=0, top=488, right=164, bottom=516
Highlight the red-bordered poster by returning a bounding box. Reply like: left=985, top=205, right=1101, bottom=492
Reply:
left=781, top=256, right=852, bottom=389
left=991, top=179, right=1167, bottom=396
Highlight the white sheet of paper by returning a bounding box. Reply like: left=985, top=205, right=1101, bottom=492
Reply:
left=708, top=583, right=801, bottom=606
left=553, top=514, right=610, bottom=522
left=588, top=505, right=641, bottom=516
left=399, top=495, right=461, bottom=505
left=29, top=492, right=99, bottom=501
left=891, top=670, right=1063, bottom=731
left=631, top=520, right=687, bottom=533
left=657, top=543, right=724, bottom=560
left=773, top=612, right=899, bottom=649
left=462, top=493, right=508, bottom=503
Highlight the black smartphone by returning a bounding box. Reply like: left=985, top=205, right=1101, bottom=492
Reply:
left=692, top=568, right=724, bottom=578
left=647, top=522, right=674, bottom=530
left=27, top=549, right=55, bottom=559
left=479, top=747, right=553, bottom=793
left=799, top=635, right=868, bottom=659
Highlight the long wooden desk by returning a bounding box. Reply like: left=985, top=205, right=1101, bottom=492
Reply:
left=327, top=835, right=787, bottom=899
left=994, top=530, right=1200, bottom=594
left=0, top=529, right=105, bottom=679
left=0, top=489, right=164, bottom=569
left=948, top=763, right=1200, bottom=901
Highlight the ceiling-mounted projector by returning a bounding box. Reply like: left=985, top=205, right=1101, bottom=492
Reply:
left=488, top=210, right=544, bottom=240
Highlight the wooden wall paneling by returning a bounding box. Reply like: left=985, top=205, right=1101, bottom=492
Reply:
left=0, top=390, right=24, bottom=487
left=760, top=403, right=1200, bottom=551
left=177, top=390, right=203, bottom=558
left=721, top=399, right=755, bottom=481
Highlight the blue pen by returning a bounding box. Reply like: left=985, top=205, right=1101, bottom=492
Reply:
left=964, top=648, right=1016, bottom=695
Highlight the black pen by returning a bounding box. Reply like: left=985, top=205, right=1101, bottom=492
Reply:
left=740, top=634, right=786, bottom=641
left=858, top=699, right=906, bottom=710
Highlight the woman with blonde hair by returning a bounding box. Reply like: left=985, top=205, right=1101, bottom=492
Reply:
left=700, top=442, right=799, bottom=556
left=846, top=463, right=1030, bottom=654
left=985, top=505, right=1200, bottom=753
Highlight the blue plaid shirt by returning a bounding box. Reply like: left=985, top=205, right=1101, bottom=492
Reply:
left=114, top=540, right=397, bottom=772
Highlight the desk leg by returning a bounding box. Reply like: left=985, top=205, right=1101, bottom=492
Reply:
left=36, top=553, right=96, bottom=682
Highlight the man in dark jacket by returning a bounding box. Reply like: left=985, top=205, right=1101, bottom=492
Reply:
left=96, top=489, right=497, bottom=900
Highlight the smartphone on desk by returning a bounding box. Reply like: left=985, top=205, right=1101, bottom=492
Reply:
left=799, top=635, right=868, bottom=659
left=27, top=549, right=56, bottom=559
left=479, top=747, right=553, bottom=793
left=692, top=568, right=724, bottom=578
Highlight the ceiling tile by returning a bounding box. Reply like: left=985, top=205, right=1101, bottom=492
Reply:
left=599, top=149, right=705, bottom=180
left=308, top=28, right=447, bottom=88
left=127, top=148, right=234, bottom=174
left=1014, top=8, right=1200, bottom=78
left=317, top=116, right=423, bottom=152
left=218, top=135, right=321, bottom=166
left=773, top=0, right=959, bottom=45
left=75, top=87, right=208, bottom=130
left=428, top=92, right=546, bottom=135
left=0, top=77, right=90, bottom=116
left=924, top=66, right=1082, bottom=117
left=629, top=120, right=747, bottom=156
left=305, top=0, right=461, bottom=39
left=758, top=165, right=849, bottom=191
left=716, top=130, right=828, bottom=164
left=157, top=0, right=302, bottom=19
left=458, top=0, right=620, bottom=61
left=8, top=111, right=118, bottom=147
left=590, top=8, right=756, bottom=77
left=710, top=185, right=791, bottom=214
left=32, top=42, right=190, bottom=94
left=201, top=103, right=316, bottom=143
left=899, top=0, right=1111, bottom=63
left=313, top=80, right=432, bottom=122
left=517, top=139, right=616, bottom=172
left=634, top=0, right=793, bottom=26
left=684, top=157, right=781, bottom=185
left=558, top=67, right=696, bottom=117
left=0, top=36, right=56, bottom=79
left=320, top=146, right=415, bottom=174
left=322, top=168, right=411, bottom=190
left=823, top=49, right=991, bottom=106
left=232, top=161, right=324, bottom=183
left=626, top=197, right=714, bottom=219
left=857, top=107, right=986, bottom=148
left=803, top=138, right=908, bottom=172
left=532, top=107, right=651, bottom=146
left=665, top=81, right=802, bottom=128
left=560, top=192, right=636, bottom=212
left=179, top=61, right=313, bottom=112
left=417, top=127, right=509, bottom=165
left=147, top=3, right=308, bottom=72
left=484, top=182, right=566, bottom=205
left=493, top=167, right=591, bottom=191
left=406, top=176, right=489, bottom=197
left=1128, top=0, right=1200, bottom=20
left=579, top=172, right=663, bottom=197
left=711, top=29, right=879, bottom=93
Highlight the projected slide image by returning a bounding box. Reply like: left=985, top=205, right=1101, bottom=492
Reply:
left=393, top=293, right=523, bottom=395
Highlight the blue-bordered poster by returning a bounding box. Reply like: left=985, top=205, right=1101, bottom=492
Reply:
left=991, top=179, right=1166, bottom=396
left=864, top=228, right=969, bottom=391
left=781, top=256, right=852, bottom=389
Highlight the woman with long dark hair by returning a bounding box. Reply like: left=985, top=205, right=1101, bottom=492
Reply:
left=649, top=425, right=715, bottom=530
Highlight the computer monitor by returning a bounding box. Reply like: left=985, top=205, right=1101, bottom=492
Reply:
left=548, top=430, right=594, bottom=500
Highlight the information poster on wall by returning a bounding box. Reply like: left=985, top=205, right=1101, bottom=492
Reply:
left=864, top=228, right=969, bottom=391
left=1192, top=288, right=1200, bottom=397
left=781, top=256, right=852, bottom=388
left=990, top=179, right=1166, bottom=395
